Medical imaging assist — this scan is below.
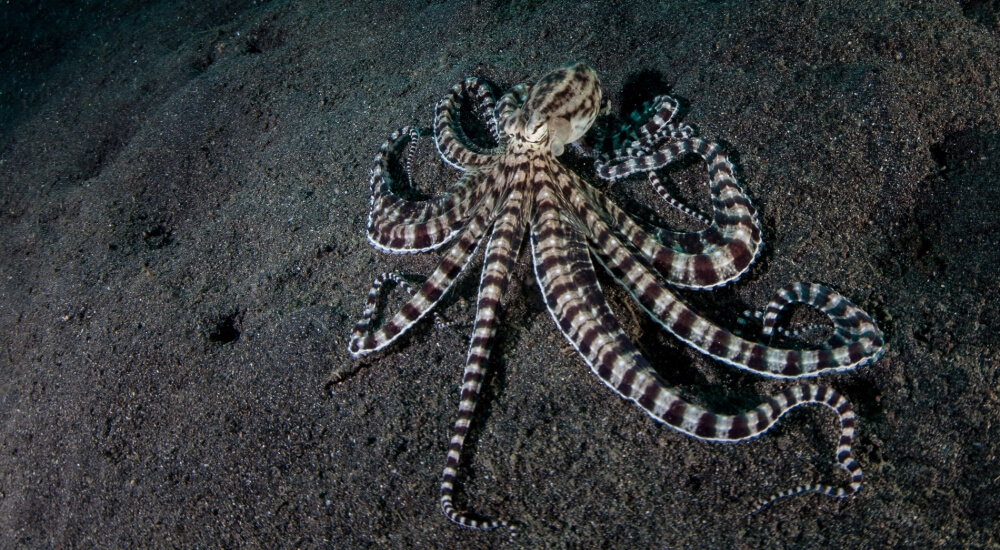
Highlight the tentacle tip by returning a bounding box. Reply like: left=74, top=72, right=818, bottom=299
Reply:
left=749, top=498, right=773, bottom=515
left=477, top=518, right=520, bottom=539
left=750, top=481, right=860, bottom=517
left=490, top=515, right=523, bottom=537
left=348, top=347, right=368, bottom=358
left=749, top=490, right=795, bottom=517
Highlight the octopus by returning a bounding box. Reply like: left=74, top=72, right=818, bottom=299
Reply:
left=347, top=62, right=884, bottom=534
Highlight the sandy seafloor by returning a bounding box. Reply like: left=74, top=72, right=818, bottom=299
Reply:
left=2, top=0, right=999, bottom=547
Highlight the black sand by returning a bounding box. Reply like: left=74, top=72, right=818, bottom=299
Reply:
left=2, top=0, right=999, bottom=547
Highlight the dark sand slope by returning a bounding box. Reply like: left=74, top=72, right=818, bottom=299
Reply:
left=2, top=0, right=999, bottom=547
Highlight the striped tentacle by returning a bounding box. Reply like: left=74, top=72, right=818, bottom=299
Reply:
left=367, top=127, right=495, bottom=253
left=350, top=196, right=499, bottom=356
left=590, top=98, right=716, bottom=240
left=370, top=127, right=486, bottom=223
left=647, top=171, right=712, bottom=226
left=584, top=213, right=884, bottom=377
left=594, top=121, right=694, bottom=168
left=627, top=96, right=697, bottom=155
left=529, top=201, right=862, bottom=505
left=754, top=387, right=863, bottom=509
left=434, top=77, right=504, bottom=170
left=587, top=95, right=690, bottom=154
left=743, top=305, right=838, bottom=341
left=566, top=139, right=762, bottom=289
left=439, top=188, right=528, bottom=536
left=348, top=272, right=458, bottom=331
left=493, top=83, right=530, bottom=131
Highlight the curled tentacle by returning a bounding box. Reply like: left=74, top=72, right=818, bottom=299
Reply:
left=530, top=199, right=862, bottom=508
left=586, top=94, right=690, bottom=155
left=595, top=139, right=762, bottom=288
left=367, top=127, right=496, bottom=253
left=647, top=171, right=712, bottom=226
left=583, top=206, right=884, bottom=377
left=583, top=95, right=763, bottom=289
left=434, top=77, right=505, bottom=170
left=351, top=200, right=496, bottom=356
left=557, top=144, right=762, bottom=289
left=590, top=98, right=759, bottom=288
left=494, top=83, right=530, bottom=133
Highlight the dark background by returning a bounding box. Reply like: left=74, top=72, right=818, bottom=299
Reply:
left=2, top=0, right=998, bottom=547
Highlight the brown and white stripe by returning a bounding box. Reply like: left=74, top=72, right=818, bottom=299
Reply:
left=433, top=77, right=504, bottom=170
left=366, top=128, right=493, bottom=253
left=588, top=216, right=884, bottom=377
left=350, top=196, right=497, bottom=355
left=646, top=171, right=712, bottom=226
left=530, top=204, right=863, bottom=505
left=494, top=83, right=531, bottom=130
left=439, top=186, right=530, bottom=535
left=348, top=62, right=884, bottom=535
left=587, top=94, right=690, bottom=155
left=578, top=137, right=763, bottom=289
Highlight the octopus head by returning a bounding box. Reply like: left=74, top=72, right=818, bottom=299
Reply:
left=504, top=61, right=602, bottom=156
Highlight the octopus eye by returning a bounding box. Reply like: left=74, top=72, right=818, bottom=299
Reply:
left=525, top=110, right=549, bottom=142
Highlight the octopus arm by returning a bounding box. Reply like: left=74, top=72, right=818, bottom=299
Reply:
left=530, top=199, right=863, bottom=505
left=350, top=199, right=495, bottom=356
left=583, top=212, right=884, bottom=377
left=367, top=128, right=499, bottom=253
left=434, top=78, right=506, bottom=170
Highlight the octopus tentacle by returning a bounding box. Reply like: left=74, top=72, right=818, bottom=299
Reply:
left=367, top=127, right=495, bottom=252
left=647, top=171, right=712, bottom=226
left=592, top=98, right=748, bottom=261
left=368, top=170, right=497, bottom=254
left=493, top=83, right=530, bottom=130
left=368, top=128, right=473, bottom=223
left=530, top=200, right=862, bottom=505
left=587, top=94, right=691, bottom=155
left=593, top=119, right=693, bottom=167
left=350, top=63, right=884, bottom=532
left=585, top=217, right=884, bottom=376
left=439, top=189, right=526, bottom=535
left=350, top=199, right=496, bottom=356
left=434, top=78, right=504, bottom=170
left=561, top=142, right=762, bottom=289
